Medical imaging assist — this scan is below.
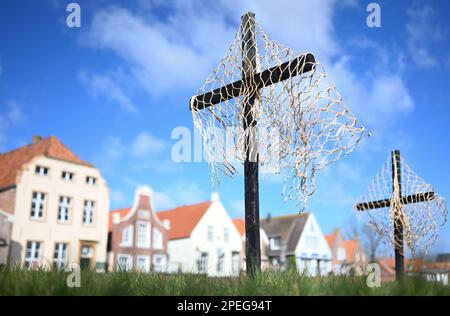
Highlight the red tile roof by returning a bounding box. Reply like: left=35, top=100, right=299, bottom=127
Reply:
left=0, top=136, right=91, bottom=190
left=232, top=218, right=245, bottom=236
left=343, top=240, right=356, bottom=261
left=325, top=233, right=336, bottom=248
left=157, top=202, right=211, bottom=240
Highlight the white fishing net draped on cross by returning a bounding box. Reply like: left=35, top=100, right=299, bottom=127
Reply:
left=190, top=16, right=368, bottom=209
left=355, top=154, right=448, bottom=255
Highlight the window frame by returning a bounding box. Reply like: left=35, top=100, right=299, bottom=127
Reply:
left=61, top=171, right=75, bottom=182
left=82, top=200, right=96, bottom=226
left=53, top=242, right=69, bottom=269
left=136, top=221, right=151, bottom=249
left=116, top=254, right=133, bottom=271
left=25, top=241, right=42, bottom=269
left=152, top=228, right=163, bottom=249
left=35, top=165, right=50, bottom=177
left=121, top=225, right=134, bottom=247
left=30, top=191, right=47, bottom=221
left=136, top=255, right=150, bottom=272
left=57, top=195, right=73, bottom=224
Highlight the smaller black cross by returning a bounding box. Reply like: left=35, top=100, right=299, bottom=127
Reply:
left=356, top=150, right=436, bottom=280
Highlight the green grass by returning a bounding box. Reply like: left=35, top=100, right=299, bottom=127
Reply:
left=0, top=268, right=449, bottom=296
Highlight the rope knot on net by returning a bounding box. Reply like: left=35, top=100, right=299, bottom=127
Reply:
left=190, top=17, right=368, bottom=209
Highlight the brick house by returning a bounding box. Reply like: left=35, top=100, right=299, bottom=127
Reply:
left=108, top=186, right=169, bottom=272
left=325, top=228, right=366, bottom=275
left=0, top=136, right=110, bottom=270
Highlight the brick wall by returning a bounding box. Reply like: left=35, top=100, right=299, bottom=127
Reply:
left=0, top=187, right=16, bottom=215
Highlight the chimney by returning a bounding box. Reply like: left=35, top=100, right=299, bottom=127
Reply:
left=163, top=219, right=171, bottom=230
left=112, top=213, right=121, bottom=224
left=210, top=192, right=219, bottom=202
left=32, top=135, right=43, bottom=144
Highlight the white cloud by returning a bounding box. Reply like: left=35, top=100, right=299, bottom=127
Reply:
left=406, top=4, right=445, bottom=67
left=131, top=132, right=167, bottom=158
left=78, top=70, right=138, bottom=113
left=0, top=101, right=26, bottom=150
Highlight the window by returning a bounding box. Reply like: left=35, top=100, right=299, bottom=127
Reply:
left=58, top=196, right=72, bottom=223
left=83, top=200, right=95, bottom=225
left=61, top=171, right=74, bottom=182
left=86, top=176, right=97, bottom=186
left=53, top=243, right=68, bottom=269
left=153, top=228, right=163, bottom=249
left=269, top=237, right=281, bottom=250
left=35, top=165, right=49, bottom=176
left=198, top=252, right=208, bottom=273
left=121, top=225, right=133, bottom=247
left=25, top=241, right=41, bottom=269
left=207, top=225, right=214, bottom=241
left=30, top=192, right=46, bottom=220
left=136, top=256, right=150, bottom=272
left=223, top=227, right=229, bottom=243
left=153, top=255, right=167, bottom=272
left=136, top=221, right=151, bottom=248
left=117, top=254, right=132, bottom=271
left=217, top=249, right=225, bottom=273
left=337, top=247, right=346, bottom=261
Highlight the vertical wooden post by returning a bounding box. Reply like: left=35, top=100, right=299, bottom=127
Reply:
left=241, top=12, right=261, bottom=277
left=391, top=150, right=404, bottom=281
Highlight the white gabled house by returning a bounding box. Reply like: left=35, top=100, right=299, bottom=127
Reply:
left=157, top=193, right=242, bottom=277
left=261, top=212, right=332, bottom=275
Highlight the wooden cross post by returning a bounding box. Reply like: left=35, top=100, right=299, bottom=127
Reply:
left=189, top=12, right=316, bottom=277
left=356, top=150, right=436, bottom=281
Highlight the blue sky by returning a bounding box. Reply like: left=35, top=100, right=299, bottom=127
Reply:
left=0, top=0, right=449, bottom=255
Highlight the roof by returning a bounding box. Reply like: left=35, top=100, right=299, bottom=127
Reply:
left=261, top=213, right=310, bottom=255
left=377, top=257, right=425, bottom=275
left=232, top=218, right=245, bottom=236
left=325, top=234, right=336, bottom=249
left=157, top=201, right=211, bottom=240
left=0, top=136, right=92, bottom=190
left=109, top=207, right=131, bottom=231
left=343, top=240, right=356, bottom=261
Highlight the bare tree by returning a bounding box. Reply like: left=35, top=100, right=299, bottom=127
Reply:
left=361, top=224, right=383, bottom=262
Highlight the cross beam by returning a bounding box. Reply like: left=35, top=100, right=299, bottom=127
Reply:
left=356, top=150, right=436, bottom=281
left=189, top=53, right=316, bottom=111
left=355, top=192, right=436, bottom=211
left=188, top=12, right=316, bottom=277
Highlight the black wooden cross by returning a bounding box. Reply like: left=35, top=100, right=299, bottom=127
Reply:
left=189, top=12, right=316, bottom=276
left=356, top=150, right=436, bottom=281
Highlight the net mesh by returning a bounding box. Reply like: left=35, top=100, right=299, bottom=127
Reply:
left=355, top=154, right=448, bottom=255
left=190, top=14, right=368, bottom=208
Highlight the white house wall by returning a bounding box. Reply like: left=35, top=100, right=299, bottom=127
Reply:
left=295, top=213, right=332, bottom=276
left=188, top=200, right=242, bottom=277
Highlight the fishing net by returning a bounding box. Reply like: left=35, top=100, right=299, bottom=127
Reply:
left=355, top=153, right=448, bottom=255
left=190, top=13, right=368, bottom=208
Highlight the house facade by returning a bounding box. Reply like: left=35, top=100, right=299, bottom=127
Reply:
left=325, top=229, right=366, bottom=275
left=261, top=213, right=332, bottom=276
left=232, top=218, right=270, bottom=272
left=0, top=136, right=109, bottom=270
left=158, top=193, right=242, bottom=277
left=108, top=186, right=169, bottom=272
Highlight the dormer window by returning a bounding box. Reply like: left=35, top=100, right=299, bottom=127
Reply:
left=61, top=171, right=74, bottom=182
left=35, top=166, right=49, bottom=176
left=86, top=176, right=97, bottom=186
left=269, top=236, right=281, bottom=250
